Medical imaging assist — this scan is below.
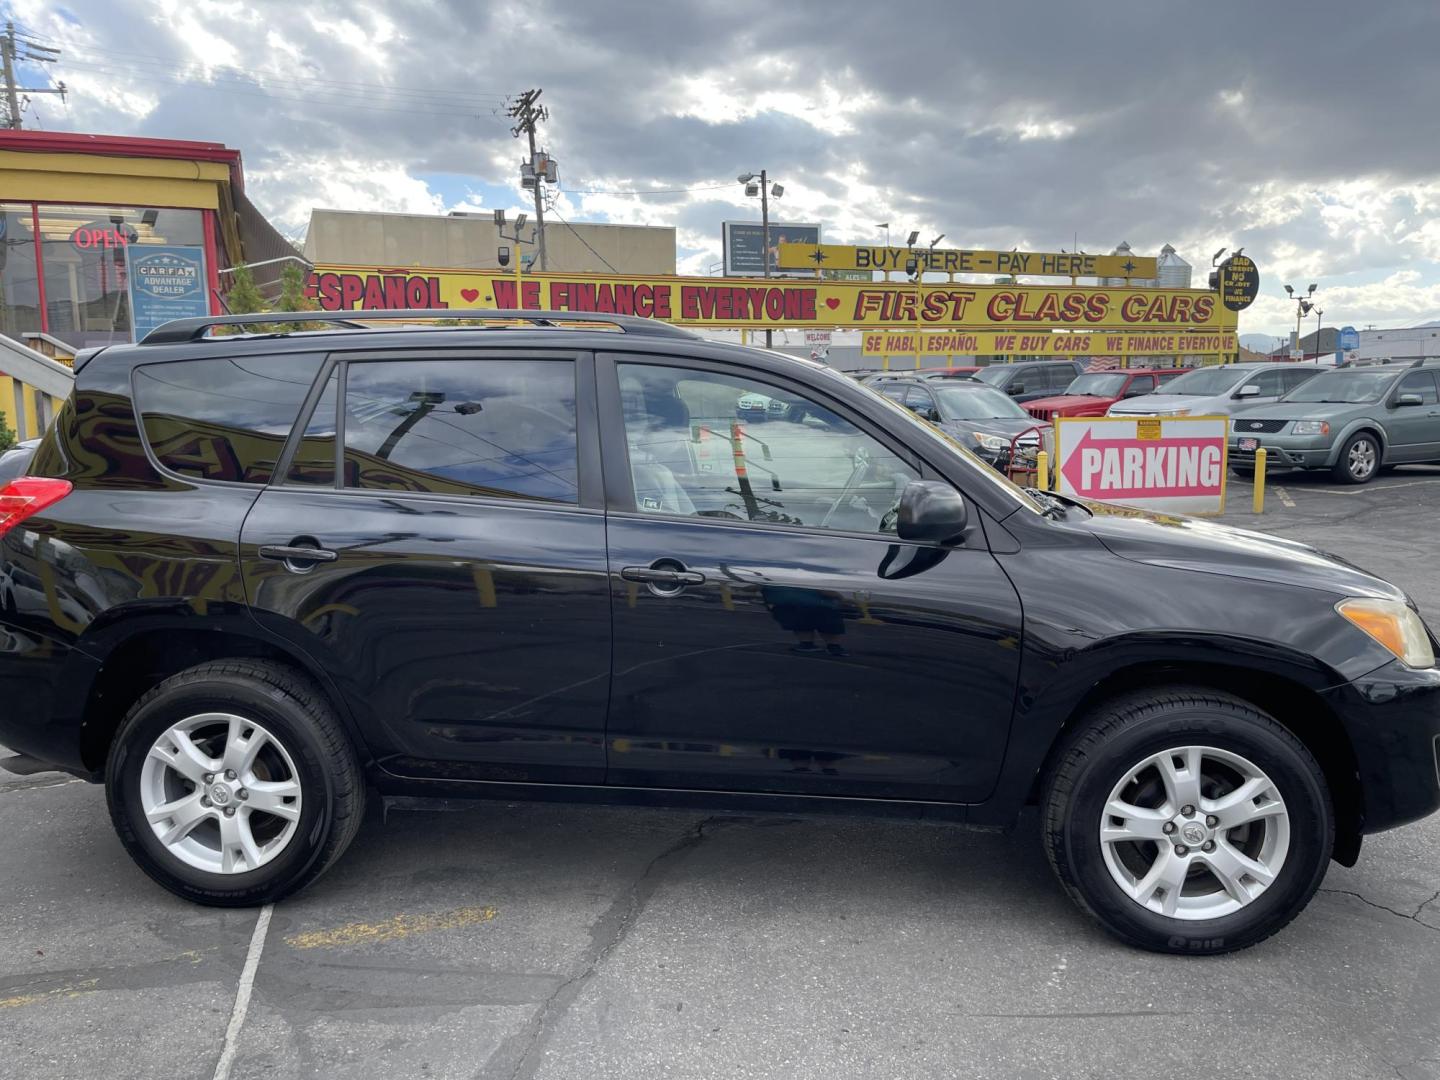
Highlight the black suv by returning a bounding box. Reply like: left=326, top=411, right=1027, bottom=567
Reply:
left=971, top=359, right=1085, bottom=402
left=2, top=310, right=1437, bottom=955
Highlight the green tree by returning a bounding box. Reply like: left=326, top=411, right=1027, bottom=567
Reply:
left=221, top=262, right=267, bottom=334
left=274, top=262, right=323, bottom=333
left=0, top=412, right=14, bottom=453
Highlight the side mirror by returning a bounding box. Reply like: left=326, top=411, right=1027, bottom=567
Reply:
left=1009, top=383, right=1025, bottom=395
left=896, top=480, right=969, bottom=546
left=1395, top=392, right=1424, bottom=407
left=1123, top=384, right=1150, bottom=398
left=1234, top=383, right=1261, bottom=398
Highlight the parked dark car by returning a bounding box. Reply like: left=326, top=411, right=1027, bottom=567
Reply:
left=872, top=376, right=1048, bottom=472
left=0, top=438, right=40, bottom=484
left=1, top=310, right=1437, bottom=955
left=971, top=359, right=1086, bottom=403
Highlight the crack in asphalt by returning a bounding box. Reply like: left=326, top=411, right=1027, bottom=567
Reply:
left=1319, top=886, right=1440, bottom=928
left=482, top=815, right=737, bottom=1080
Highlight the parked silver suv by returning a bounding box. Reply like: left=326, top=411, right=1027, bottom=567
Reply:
left=1107, top=362, right=1322, bottom=418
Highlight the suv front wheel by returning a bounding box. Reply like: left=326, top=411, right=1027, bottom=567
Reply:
left=106, top=659, right=364, bottom=905
left=1332, top=432, right=1381, bottom=484
left=1042, top=687, right=1333, bottom=954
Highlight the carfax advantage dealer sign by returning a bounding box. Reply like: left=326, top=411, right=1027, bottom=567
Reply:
left=1053, top=416, right=1229, bottom=515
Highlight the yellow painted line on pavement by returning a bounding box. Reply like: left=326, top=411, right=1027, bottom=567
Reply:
left=284, top=906, right=498, bottom=950
left=0, top=978, right=98, bottom=1010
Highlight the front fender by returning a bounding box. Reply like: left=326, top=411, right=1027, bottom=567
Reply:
left=1325, top=417, right=1388, bottom=465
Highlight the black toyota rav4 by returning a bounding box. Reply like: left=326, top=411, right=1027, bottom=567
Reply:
left=2, top=311, right=1437, bottom=955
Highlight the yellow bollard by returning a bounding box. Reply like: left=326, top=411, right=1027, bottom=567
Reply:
left=1035, top=450, right=1050, bottom=491
left=1253, top=448, right=1267, bottom=513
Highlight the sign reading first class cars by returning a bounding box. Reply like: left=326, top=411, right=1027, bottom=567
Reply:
left=778, top=242, right=1160, bottom=279
left=306, top=266, right=1237, bottom=332
left=1054, top=415, right=1228, bottom=516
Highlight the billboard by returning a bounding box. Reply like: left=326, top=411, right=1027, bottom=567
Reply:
left=1054, top=415, right=1228, bottom=515
left=307, top=265, right=1239, bottom=333
left=861, top=330, right=1237, bottom=357
left=780, top=243, right=1159, bottom=280
left=722, top=221, right=821, bottom=278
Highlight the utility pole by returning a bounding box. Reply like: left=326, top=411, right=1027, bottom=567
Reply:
left=508, top=89, right=550, bottom=272
left=0, top=23, right=65, bottom=130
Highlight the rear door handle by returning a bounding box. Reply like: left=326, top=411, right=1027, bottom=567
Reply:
left=621, top=566, right=704, bottom=585
left=258, top=544, right=338, bottom=564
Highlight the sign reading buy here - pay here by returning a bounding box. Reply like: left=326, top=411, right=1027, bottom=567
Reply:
left=1053, top=416, right=1228, bottom=515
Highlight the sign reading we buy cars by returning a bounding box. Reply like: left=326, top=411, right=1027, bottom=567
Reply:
left=1054, top=416, right=1228, bottom=516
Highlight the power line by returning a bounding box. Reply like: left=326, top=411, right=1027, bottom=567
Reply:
left=61, top=46, right=512, bottom=101
left=0, top=20, right=64, bottom=129
left=544, top=205, right=620, bottom=274
left=561, top=183, right=735, bottom=196
left=58, top=58, right=503, bottom=117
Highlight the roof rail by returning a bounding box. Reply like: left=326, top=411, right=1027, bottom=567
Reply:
left=139, top=308, right=700, bottom=345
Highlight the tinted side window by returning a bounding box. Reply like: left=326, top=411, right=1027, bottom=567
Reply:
left=134, top=354, right=324, bottom=483
left=1396, top=371, right=1439, bottom=404
left=617, top=363, right=919, bottom=534
left=1126, top=375, right=1156, bottom=395
left=341, top=358, right=578, bottom=503
left=286, top=369, right=338, bottom=486
left=1046, top=365, right=1074, bottom=391
left=1245, top=368, right=1287, bottom=397
left=1282, top=368, right=1319, bottom=392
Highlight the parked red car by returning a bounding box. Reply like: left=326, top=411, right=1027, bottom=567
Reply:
left=1024, top=368, right=1191, bottom=421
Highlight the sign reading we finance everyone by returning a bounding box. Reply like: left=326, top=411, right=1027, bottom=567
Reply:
left=1054, top=416, right=1228, bottom=516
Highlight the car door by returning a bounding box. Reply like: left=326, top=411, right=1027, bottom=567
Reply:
left=240, top=349, right=612, bottom=784
left=597, top=353, right=1024, bottom=803
left=1009, top=365, right=1049, bottom=403
left=1384, top=370, right=1440, bottom=461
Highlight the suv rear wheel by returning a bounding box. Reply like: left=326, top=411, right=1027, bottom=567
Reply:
left=106, top=659, right=364, bottom=905
left=1042, top=687, right=1333, bottom=954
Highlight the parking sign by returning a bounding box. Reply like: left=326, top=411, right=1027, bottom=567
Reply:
left=1054, top=415, right=1228, bottom=515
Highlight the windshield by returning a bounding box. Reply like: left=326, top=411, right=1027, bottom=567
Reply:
left=972, top=366, right=1017, bottom=386
left=1064, top=373, right=1128, bottom=397
left=933, top=385, right=1032, bottom=420
left=1282, top=369, right=1395, bottom=404
left=1159, top=366, right=1250, bottom=395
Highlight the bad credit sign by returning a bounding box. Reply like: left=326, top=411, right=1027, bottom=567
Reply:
left=1054, top=416, right=1228, bottom=515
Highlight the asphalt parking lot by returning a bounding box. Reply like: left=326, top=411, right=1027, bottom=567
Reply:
left=3, top=467, right=1439, bottom=1080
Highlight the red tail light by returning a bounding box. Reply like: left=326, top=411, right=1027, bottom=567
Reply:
left=0, top=478, right=72, bottom=539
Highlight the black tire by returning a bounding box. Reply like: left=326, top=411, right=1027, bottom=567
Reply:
left=106, top=659, right=364, bottom=906
left=1330, top=432, right=1381, bottom=484
left=1041, top=687, right=1333, bottom=955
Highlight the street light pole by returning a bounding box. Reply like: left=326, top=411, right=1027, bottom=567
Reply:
left=760, top=168, right=771, bottom=347
left=1314, top=308, right=1324, bottom=362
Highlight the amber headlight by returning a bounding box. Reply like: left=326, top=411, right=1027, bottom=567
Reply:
left=1336, top=598, right=1436, bottom=668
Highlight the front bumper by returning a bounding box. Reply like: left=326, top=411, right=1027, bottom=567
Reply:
left=1322, top=660, right=1440, bottom=834
left=1229, top=434, right=1336, bottom=469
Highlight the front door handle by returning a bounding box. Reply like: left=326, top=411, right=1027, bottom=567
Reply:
left=621, top=566, right=704, bottom=586
left=258, top=543, right=338, bottom=568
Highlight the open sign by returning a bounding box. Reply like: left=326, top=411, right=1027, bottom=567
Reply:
left=70, top=221, right=139, bottom=251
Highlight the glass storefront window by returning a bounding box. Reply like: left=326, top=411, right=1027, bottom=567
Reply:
left=35, top=204, right=206, bottom=349
left=0, top=202, right=41, bottom=341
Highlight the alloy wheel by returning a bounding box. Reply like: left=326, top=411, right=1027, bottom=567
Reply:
left=1348, top=438, right=1377, bottom=481
left=139, top=712, right=304, bottom=874
left=1099, top=745, right=1290, bottom=920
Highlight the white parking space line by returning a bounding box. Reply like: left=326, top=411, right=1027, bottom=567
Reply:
left=212, top=903, right=273, bottom=1080
left=1274, top=486, right=1296, bottom=508
left=1306, top=478, right=1440, bottom=497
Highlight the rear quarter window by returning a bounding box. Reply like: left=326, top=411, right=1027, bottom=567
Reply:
left=133, top=355, right=325, bottom=484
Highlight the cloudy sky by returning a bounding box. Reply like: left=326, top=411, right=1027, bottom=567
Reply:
left=16, top=0, right=1440, bottom=340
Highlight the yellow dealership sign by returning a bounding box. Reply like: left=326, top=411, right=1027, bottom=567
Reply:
left=777, top=243, right=1159, bottom=279
left=861, top=330, right=1238, bottom=357
left=307, top=265, right=1233, bottom=333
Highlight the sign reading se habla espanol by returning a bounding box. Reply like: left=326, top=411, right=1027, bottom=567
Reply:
left=777, top=242, right=1159, bottom=279
left=127, top=244, right=210, bottom=342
